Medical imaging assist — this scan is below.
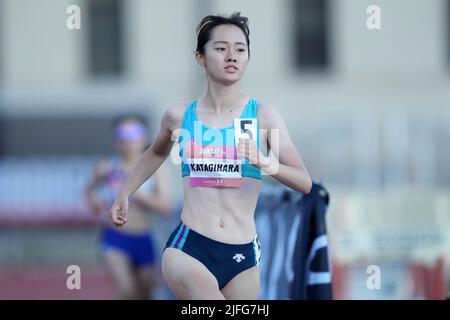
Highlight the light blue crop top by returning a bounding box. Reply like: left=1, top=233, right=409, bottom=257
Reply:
left=178, top=98, right=262, bottom=180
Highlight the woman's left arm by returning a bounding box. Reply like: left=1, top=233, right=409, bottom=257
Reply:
left=238, top=103, right=312, bottom=194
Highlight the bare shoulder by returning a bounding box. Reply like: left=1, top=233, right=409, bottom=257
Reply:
left=257, top=101, right=282, bottom=129
left=163, top=101, right=190, bottom=131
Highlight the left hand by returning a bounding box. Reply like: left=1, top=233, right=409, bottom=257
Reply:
left=237, top=138, right=268, bottom=168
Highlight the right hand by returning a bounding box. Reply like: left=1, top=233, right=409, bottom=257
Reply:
left=110, top=195, right=129, bottom=227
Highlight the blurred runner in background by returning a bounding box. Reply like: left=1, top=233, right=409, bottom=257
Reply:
left=86, top=114, right=173, bottom=299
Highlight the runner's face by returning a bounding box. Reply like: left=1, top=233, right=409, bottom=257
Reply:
left=115, top=139, right=145, bottom=156
left=197, top=24, right=249, bottom=84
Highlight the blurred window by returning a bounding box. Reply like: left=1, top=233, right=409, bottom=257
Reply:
left=88, top=0, right=123, bottom=76
left=293, top=0, right=329, bottom=70
left=0, top=117, right=114, bottom=156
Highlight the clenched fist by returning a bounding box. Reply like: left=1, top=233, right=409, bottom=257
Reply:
left=237, top=138, right=268, bottom=168
left=110, top=195, right=129, bottom=227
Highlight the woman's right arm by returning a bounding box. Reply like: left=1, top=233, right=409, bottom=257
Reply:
left=110, top=104, right=184, bottom=226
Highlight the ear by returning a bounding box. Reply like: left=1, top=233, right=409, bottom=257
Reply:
left=195, top=51, right=205, bottom=67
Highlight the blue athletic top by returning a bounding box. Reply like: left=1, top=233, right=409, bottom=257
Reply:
left=178, top=98, right=262, bottom=181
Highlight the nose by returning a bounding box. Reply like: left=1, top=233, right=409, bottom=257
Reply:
left=226, top=52, right=237, bottom=63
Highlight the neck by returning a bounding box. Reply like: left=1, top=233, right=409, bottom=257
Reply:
left=201, top=78, right=246, bottom=115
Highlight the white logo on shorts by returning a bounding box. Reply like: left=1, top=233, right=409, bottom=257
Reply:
left=233, top=253, right=245, bottom=263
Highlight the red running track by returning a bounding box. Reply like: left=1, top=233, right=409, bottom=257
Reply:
left=0, top=265, right=116, bottom=300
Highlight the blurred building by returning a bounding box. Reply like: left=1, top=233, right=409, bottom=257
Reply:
left=0, top=0, right=449, bottom=187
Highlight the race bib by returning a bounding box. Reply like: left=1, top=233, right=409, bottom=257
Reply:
left=185, top=118, right=257, bottom=188
left=186, top=142, right=242, bottom=187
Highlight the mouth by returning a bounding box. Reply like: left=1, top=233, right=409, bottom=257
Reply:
left=224, top=65, right=239, bottom=73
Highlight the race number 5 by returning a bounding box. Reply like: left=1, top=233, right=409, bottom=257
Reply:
left=240, top=120, right=254, bottom=140
left=234, top=118, right=257, bottom=146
